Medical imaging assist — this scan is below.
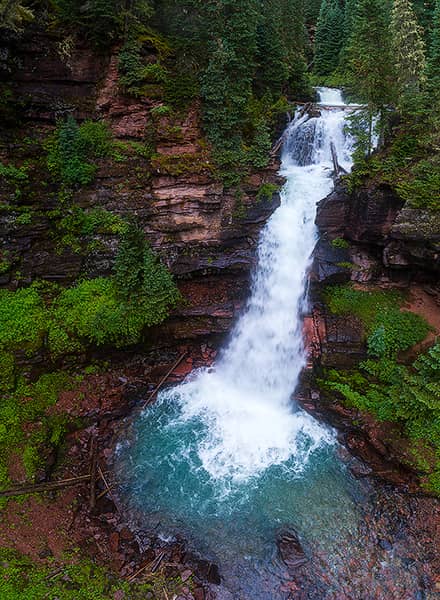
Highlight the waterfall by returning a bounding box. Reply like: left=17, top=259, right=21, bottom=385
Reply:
left=152, top=87, right=355, bottom=485
left=115, top=90, right=428, bottom=600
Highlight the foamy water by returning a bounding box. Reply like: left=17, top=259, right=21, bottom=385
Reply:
left=154, top=87, right=355, bottom=483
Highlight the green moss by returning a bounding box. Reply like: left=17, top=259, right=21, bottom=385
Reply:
left=331, top=237, right=350, bottom=249
left=324, top=284, right=430, bottom=358
left=0, top=548, right=189, bottom=599
left=0, top=371, right=74, bottom=490
left=255, top=183, right=279, bottom=203
left=151, top=152, right=212, bottom=176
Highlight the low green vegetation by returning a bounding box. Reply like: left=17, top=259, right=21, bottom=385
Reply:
left=0, top=161, right=29, bottom=199
left=56, top=207, right=128, bottom=253
left=0, top=226, right=180, bottom=491
left=0, top=548, right=187, bottom=599
left=255, top=183, right=279, bottom=203
left=0, top=227, right=180, bottom=359
left=322, top=343, right=440, bottom=493
left=45, top=117, right=112, bottom=187
left=322, top=284, right=440, bottom=493
left=0, top=370, right=75, bottom=493
left=324, top=285, right=430, bottom=357
left=330, top=237, right=350, bottom=249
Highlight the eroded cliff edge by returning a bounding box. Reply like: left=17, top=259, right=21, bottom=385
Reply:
left=303, top=178, right=440, bottom=491
left=0, top=26, right=283, bottom=353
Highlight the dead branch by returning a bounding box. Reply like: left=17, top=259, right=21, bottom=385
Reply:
left=142, top=353, right=187, bottom=409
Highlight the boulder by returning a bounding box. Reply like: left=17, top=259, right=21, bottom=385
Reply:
left=277, top=529, right=308, bottom=569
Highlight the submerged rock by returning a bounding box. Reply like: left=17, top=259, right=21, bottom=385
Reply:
left=277, top=529, right=308, bottom=569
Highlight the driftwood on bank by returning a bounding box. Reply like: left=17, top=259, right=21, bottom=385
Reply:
left=142, top=352, right=187, bottom=409
left=89, top=434, right=98, bottom=510
left=0, top=474, right=91, bottom=498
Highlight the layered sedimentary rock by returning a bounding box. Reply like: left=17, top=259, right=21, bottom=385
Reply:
left=0, top=28, right=282, bottom=342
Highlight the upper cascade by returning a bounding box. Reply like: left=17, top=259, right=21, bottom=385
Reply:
left=135, top=88, right=356, bottom=484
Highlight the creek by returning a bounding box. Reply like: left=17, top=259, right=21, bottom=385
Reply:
left=114, top=89, right=434, bottom=599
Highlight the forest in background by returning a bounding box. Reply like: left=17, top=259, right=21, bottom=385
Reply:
left=1, top=1, right=440, bottom=596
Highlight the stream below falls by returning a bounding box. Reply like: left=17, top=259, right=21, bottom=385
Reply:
left=114, top=89, right=438, bottom=599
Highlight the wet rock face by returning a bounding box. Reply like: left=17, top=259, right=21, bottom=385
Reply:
left=0, top=29, right=282, bottom=343
left=315, top=181, right=439, bottom=277
left=277, top=529, right=307, bottom=570
left=310, top=238, right=352, bottom=285
left=316, top=181, right=404, bottom=244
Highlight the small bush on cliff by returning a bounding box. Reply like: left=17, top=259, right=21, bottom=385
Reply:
left=322, top=341, right=440, bottom=494
left=45, top=117, right=112, bottom=187
left=0, top=287, right=46, bottom=354
left=114, top=224, right=181, bottom=308
left=324, top=285, right=429, bottom=358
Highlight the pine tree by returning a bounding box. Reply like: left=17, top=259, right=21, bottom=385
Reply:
left=0, top=0, right=33, bottom=31
left=346, top=0, right=395, bottom=108
left=314, top=0, right=344, bottom=76
left=337, top=0, right=358, bottom=71
left=390, top=0, right=427, bottom=94
left=412, top=0, right=435, bottom=35
left=255, top=0, right=289, bottom=96
left=200, top=0, right=259, bottom=152
left=427, top=0, right=440, bottom=84
left=305, top=0, right=323, bottom=25
left=342, top=0, right=357, bottom=49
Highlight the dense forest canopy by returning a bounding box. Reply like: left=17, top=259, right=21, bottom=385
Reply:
left=0, top=0, right=440, bottom=498
left=2, top=1, right=439, bottom=179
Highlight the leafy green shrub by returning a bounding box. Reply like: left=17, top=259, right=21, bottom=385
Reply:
left=324, top=284, right=429, bottom=358
left=0, top=161, right=29, bottom=198
left=0, top=287, right=46, bottom=354
left=367, top=309, right=430, bottom=357
left=322, top=341, right=440, bottom=494
left=396, top=158, right=440, bottom=211
left=46, top=117, right=111, bottom=187
left=49, top=228, right=180, bottom=348
left=331, top=237, right=350, bottom=249
left=58, top=207, right=128, bottom=238
left=118, top=38, right=169, bottom=96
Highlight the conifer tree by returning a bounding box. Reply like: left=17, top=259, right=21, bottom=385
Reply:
left=255, top=0, right=288, bottom=96
left=337, top=0, right=358, bottom=71
left=0, top=0, right=33, bottom=31
left=314, top=0, right=344, bottom=76
left=200, top=0, right=259, bottom=153
left=305, top=0, right=323, bottom=25
left=346, top=0, right=395, bottom=108
left=390, top=0, right=427, bottom=93
left=427, top=0, right=440, bottom=84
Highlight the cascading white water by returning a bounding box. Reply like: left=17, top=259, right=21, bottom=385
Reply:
left=115, top=91, right=430, bottom=599
left=158, top=87, right=355, bottom=484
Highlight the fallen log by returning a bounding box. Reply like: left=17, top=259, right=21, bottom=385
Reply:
left=0, top=474, right=91, bottom=498
left=330, top=141, right=348, bottom=178
left=89, top=435, right=98, bottom=511
left=142, top=352, right=187, bottom=409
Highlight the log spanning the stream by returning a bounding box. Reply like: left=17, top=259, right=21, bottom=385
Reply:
left=270, top=100, right=364, bottom=157
left=294, top=101, right=365, bottom=111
